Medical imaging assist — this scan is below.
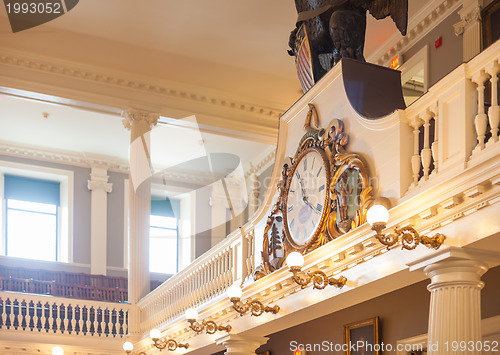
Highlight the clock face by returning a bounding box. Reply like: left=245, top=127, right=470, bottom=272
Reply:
left=285, top=149, right=329, bottom=247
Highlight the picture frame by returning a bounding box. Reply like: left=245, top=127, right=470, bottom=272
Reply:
left=344, top=316, right=380, bottom=355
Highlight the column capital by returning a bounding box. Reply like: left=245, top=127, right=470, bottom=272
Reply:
left=87, top=166, right=113, bottom=193
left=216, top=334, right=269, bottom=355
left=121, top=109, right=159, bottom=130
left=88, top=179, right=113, bottom=193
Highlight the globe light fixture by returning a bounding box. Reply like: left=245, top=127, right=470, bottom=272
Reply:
left=366, top=204, right=446, bottom=250
left=226, top=283, right=280, bottom=316
left=185, top=308, right=231, bottom=334
left=286, top=252, right=347, bottom=290
left=52, top=346, right=64, bottom=355
left=122, top=342, right=134, bottom=353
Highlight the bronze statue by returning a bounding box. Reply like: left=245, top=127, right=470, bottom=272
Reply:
left=289, top=0, right=408, bottom=91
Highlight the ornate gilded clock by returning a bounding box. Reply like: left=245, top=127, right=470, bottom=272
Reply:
left=254, top=104, right=374, bottom=280
left=283, top=147, right=330, bottom=251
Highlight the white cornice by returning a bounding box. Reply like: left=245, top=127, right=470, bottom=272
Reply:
left=0, top=48, right=285, bottom=120
left=367, top=0, right=463, bottom=66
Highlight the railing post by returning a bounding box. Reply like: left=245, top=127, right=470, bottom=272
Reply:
left=487, top=61, right=500, bottom=143
left=421, top=110, right=434, bottom=180
left=472, top=70, right=491, bottom=149
left=410, top=116, right=423, bottom=186
left=431, top=104, right=439, bottom=173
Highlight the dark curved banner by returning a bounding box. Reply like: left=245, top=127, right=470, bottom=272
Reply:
left=3, top=0, right=79, bottom=33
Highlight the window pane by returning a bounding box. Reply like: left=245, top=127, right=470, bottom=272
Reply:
left=150, top=229, right=177, bottom=274
left=7, top=209, right=57, bottom=261
left=150, top=215, right=177, bottom=229
left=7, top=199, right=57, bottom=214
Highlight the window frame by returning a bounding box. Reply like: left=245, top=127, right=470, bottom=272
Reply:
left=149, top=214, right=179, bottom=274
left=0, top=160, right=74, bottom=263
left=123, top=179, right=194, bottom=273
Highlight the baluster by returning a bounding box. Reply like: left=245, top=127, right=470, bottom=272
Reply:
left=28, top=300, right=35, bottom=331
left=472, top=70, right=490, bottom=149
left=111, top=308, right=117, bottom=337
left=421, top=110, right=434, bottom=180
left=6, top=298, right=12, bottom=329
left=89, top=307, right=95, bottom=335
left=34, top=301, right=40, bottom=331
left=0, top=298, right=5, bottom=328
left=20, top=300, right=27, bottom=330
left=12, top=299, right=19, bottom=329
left=101, top=307, right=107, bottom=336
left=77, top=306, right=84, bottom=334
left=487, top=61, right=500, bottom=142
left=41, top=302, right=48, bottom=332
left=69, top=305, right=75, bottom=334
left=62, top=304, right=68, bottom=334
left=431, top=107, right=439, bottom=173
left=410, top=117, right=423, bottom=186
left=82, top=306, right=88, bottom=335
left=52, top=303, right=58, bottom=333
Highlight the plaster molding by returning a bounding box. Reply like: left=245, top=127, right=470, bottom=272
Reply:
left=0, top=142, right=130, bottom=173
left=245, top=150, right=276, bottom=178
left=367, top=0, right=462, bottom=66
left=0, top=48, right=284, bottom=121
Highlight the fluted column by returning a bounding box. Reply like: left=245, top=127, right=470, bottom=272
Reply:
left=122, top=109, right=158, bottom=336
left=408, top=247, right=500, bottom=355
left=425, top=259, right=487, bottom=354
left=87, top=164, right=112, bottom=275
left=454, top=0, right=484, bottom=62
left=216, top=334, right=269, bottom=355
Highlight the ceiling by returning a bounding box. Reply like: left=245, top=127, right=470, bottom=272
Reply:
left=0, top=0, right=431, bottom=175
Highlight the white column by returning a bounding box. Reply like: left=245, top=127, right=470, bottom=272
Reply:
left=87, top=165, right=112, bottom=275
left=408, top=247, right=500, bottom=355
left=122, top=109, right=158, bottom=336
left=216, top=334, right=269, bottom=355
left=454, top=0, right=484, bottom=62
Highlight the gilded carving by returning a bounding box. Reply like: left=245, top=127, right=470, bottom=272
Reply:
left=254, top=104, right=374, bottom=280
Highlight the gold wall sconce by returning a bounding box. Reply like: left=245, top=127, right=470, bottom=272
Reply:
left=185, top=308, right=231, bottom=334
left=285, top=252, right=347, bottom=290
left=149, top=329, right=189, bottom=351
left=226, top=284, right=280, bottom=316
left=366, top=205, right=446, bottom=250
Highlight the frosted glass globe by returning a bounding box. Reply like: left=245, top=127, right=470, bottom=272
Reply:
left=286, top=252, right=304, bottom=268
left=52, top=346, right=64, bottom=355
left=227, top=284, right=243, bottom=300
left=185, top=308, right=198, bottom=321
left=366, top=205, right=389, bottom=226
left=123, top=342, right=134, bottom=352
left=150, top=328, right=162, bottom=340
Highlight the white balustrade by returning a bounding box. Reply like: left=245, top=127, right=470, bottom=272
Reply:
left=0, top=291, right=129, bottom=337
left=405, top=41, right=500, bottom=192
left=137, top=227, right=254, bottom=333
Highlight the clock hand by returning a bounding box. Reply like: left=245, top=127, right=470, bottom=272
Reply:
left=302, top=194, right=321, bottom=215
left=297, top=174, right=321, bottom=215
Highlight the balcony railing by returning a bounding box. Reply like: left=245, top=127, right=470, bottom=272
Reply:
left=0, top=291, right=129, bottom=337
left=136, top=40, right=500, bottom=339
left=0, top=265, right=162, bottom=303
